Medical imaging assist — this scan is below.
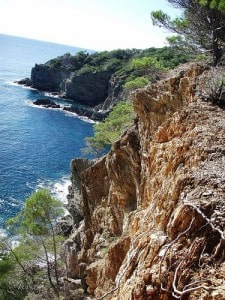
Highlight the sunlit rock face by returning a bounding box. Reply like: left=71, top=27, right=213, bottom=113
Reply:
left=66, top=63, right=225, bottom=299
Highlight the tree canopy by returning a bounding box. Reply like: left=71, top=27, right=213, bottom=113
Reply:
left=84, top=101, right=134, bottom=156
left=151, top=0, right=225, bottom=65
left=6, top=189, right=64, bottom=297
left=200, top=0, right=225, bottom=10
left=8, top=189, right=63, bottom=236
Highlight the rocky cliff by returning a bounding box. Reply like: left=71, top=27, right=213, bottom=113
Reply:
left=29, top=52, right=132, bottom=111
left=66, top=62, right=225, bottom=299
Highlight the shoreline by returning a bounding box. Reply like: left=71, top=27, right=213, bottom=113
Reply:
left=16, top=79, right=108, bottom=122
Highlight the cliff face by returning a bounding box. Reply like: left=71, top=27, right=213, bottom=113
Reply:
left=64, top=71, right=112, bottom=106
left=30, top=52, right=128, bottom=112
left=66, top=63, right=225, bottom=299
left=31, top=63, right=115, bottom=107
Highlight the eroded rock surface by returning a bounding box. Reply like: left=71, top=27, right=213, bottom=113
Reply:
left=66, top=63, right=225, bottom=299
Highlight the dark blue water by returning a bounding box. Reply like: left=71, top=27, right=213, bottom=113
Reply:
left=0, top=34, right=94, bottom=233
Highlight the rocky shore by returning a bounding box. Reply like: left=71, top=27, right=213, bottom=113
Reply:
left=33, top=98, right=60, bottom=108
left=29, top=97, right=108, bottom=121
left=16, top=52, right=131, bottom=121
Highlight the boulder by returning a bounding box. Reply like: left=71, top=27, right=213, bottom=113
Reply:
left=16, top=77, right=32, bottom=86
left=33, top=98, right=60, bottom=108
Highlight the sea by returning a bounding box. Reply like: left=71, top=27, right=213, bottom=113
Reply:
left=0, top=34, right=94, bottom=236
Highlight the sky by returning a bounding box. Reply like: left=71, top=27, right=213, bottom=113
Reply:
left=0, top=0, right=181, bottom=51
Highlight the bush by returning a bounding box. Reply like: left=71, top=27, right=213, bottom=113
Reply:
left=49, top=58, right=61, bottom=68
left=202, top=69, right=225, bottom=108
left=124, top=76, right=149, bottom=90
left=130, top=56, right=165, bottom=71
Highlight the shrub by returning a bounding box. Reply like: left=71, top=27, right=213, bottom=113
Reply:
left=203, top=69, right=225, bottom=108
left=130, top=56, right=164, bottom=71
left=124, top=76, right=149, bottom=90
left=49, top=58, right=61, bottom=68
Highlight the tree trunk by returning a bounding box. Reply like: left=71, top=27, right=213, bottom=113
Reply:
left=41, top=238, right=59, bottom=297
left=49, top=220, right=60, bottom=287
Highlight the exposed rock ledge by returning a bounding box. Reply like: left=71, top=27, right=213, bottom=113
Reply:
left=65, top=63, right=225, bottom=299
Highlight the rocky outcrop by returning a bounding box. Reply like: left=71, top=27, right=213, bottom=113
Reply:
left=31, top=63, right=70, bottom=92
left=63, top=105, right=108, bottom=121
left=33, top=98, right=60, bottom=108
left=19, top=48, right=194, bottom=121
left=63, top=71, right=112, bottom=107
left=16, top=77, right=32, bottom=86
left=65, top=62, right=225, bottom=299
left=30, top=65, right=126, bottom=110
left=28, top=53, right=126, bottom=114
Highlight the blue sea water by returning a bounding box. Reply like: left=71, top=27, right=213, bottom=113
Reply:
left=0, top=34, right=94, bottom=233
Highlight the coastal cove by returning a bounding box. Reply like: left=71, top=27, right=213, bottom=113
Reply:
left=0, top=34, right=94, bottom=233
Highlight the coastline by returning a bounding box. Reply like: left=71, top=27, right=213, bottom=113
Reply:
left=24, top=99, right=96, bottom=124
left=16, top=78, right=109, bottom=122
left=12, top=79, right=98, bottom=123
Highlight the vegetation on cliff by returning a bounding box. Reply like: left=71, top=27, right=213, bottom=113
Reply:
left=151, top=0, right=225, bottom=65
left=47, top=46, right=193, bottom=76
left=83, top=101, right=134, bottom=156
left=0, top=190, right=65, bottom=299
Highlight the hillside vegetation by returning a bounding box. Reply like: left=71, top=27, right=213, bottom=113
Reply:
left=47, top=46, right=196, bottom=86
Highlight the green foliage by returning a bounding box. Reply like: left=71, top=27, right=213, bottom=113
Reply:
left=49, top=58, right=61, bottom=68
left=8, top=189, right=63, bottom=236
left=199, top=0, right=225, bottom=10
left=77, top=48, right=136, bottom=74
left=151, top=1, right=225, bottom=65
left=151, top=10, right=170, bottom=25
left=84, top=101, right=134, bottom=156
left=171, top=17, right=189, bottom=30
left=0, top=247, right=32, bottom=300
left=76, top=64, right=97, bottom=75
left=134, top=47, right=194, bottom=69
left=46, top=45, right=195, bottom=94
left=130, top=56, right=165, bottom=71
left=0, top=256, right=13, bottom=275
left=101, top=247, right=109, bottom=255
left=124, top=76, right=149, bottom=90
left=5, top=189, right=65, bottom=298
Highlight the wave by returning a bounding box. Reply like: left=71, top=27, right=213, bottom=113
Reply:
left=0, top=228, right=7, bottom=239
left=34, top=176, right=71, bottom=204
left=42, top=91, right=61, bottom=98
left=63, top=109, right=95, bottom=123
left=34, top=176, right=71, bottom=216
